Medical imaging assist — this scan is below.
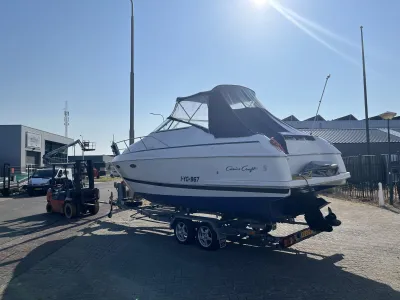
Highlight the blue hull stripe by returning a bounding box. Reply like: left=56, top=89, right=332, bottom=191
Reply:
left=124, top=177, right=290, bottom=194
left=135, top=193, right=283, bottom=220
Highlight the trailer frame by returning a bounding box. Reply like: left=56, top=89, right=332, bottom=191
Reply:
left=108, top=185, right=327, bottom=251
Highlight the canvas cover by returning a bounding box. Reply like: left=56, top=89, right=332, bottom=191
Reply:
left=168, top=85, right=309, bottom=152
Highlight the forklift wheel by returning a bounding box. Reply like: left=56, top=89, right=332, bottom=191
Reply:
left=64, top=202, right=77, bottom=219
left=89, top=202, right=100, bottom=215
left=46, top=203, right=53, bottom=213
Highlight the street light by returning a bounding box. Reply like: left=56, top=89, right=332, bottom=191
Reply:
left=360, top=26, right=371, bottom=156
left=129, top=0, right=135, bottom=145
left=150, top=113, right=165, bottom=122
left=380, top=111, right=397, bottom=205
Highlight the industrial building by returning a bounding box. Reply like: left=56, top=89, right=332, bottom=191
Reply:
left=0, top=125, right=73, bottom=171
left=284, top=114, right=400, bottom=157
left=68, top=155, right=114, bottom=176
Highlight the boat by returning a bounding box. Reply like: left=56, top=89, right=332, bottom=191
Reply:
left=111, top=85, right=350, bottom=232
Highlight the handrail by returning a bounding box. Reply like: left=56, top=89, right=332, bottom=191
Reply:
left=113, top=135, right=170, bottom=154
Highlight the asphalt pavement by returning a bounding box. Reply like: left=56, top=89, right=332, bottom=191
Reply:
left=0, top=182, right=114, bottom=295
left=0, top=184, right=400, bottom=300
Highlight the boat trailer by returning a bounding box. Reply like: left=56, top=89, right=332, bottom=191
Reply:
left=107, top=183, right=340, bottom=251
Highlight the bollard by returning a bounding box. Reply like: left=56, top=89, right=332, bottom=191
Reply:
left=378, top=182, right=385, bottom=206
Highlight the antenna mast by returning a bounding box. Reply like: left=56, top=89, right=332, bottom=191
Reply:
left=311, top=74, right=331, bottom=134
left=64, top=101, right=70, bottom=137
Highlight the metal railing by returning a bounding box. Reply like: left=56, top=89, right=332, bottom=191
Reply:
left=112, top=136, right=169, bottom=154
left=324, top=153, right=400, bottom=203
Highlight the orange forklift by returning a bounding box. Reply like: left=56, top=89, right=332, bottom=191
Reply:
left=46, top=160, right=100, bottom=219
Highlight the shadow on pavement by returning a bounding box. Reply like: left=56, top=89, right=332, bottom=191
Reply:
left=0, top=213, right=108, bottom=255
left=2, top=220, right=399, bottom=300
left=0, top=213, right=66, bottom=240
left=382, top=205, right=400, bottom=214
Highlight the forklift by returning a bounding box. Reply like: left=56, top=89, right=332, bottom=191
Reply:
left=46, top=160, right=100, bottom=219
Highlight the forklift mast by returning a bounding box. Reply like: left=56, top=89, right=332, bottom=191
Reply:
left=48, top=160, right=95, bottom=190
left=87, top=160, right=94, bottom=189
left=72, top=160, right=94, bottom=190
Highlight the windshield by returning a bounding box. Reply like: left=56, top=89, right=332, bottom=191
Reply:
left=32, top=169, right=53, bottom=178
left=153, top=93, right=209, bottom=133
left=171, top=94, right=209, bottom=129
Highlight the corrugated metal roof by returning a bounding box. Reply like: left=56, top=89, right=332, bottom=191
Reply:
left=284, top=119, right=400, bottom=130
left=282, top=115, right=299, bottom=121
left=299, top=128, right=400, bottom=143
left=333, top=114, right=358, bottom=121
left=304, top=115, right=325, bottom=121
left=377, top=128, right=400, bottom=138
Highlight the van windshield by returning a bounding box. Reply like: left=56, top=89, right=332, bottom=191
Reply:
left=32, top=169, right=53, bottom=178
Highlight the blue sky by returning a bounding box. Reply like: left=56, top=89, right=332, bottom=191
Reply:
left=1, top=0, right=399, bottom=154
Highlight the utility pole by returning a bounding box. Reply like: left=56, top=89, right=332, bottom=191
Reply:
left=129, top=0, right=135, bottom=145
left=360, top=26, right=371, bottom=155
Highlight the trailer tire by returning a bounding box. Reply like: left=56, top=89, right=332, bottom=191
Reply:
left=64, top=202, right=76, bottom=219
left=196, top=222, right=219, bottom=250
left=46, top=203, right=53, bottom=213
left=173, top=219, right=195, bottom=245
left=89, top=202, right=100, bottom=215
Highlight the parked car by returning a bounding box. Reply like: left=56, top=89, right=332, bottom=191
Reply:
left=27, top=167, right=73, bottom=196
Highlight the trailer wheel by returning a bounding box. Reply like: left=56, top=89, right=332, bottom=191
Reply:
left=197, top=222, right=219, bottom=250
left=89, top=202, right=100, bottom=215
left=46, top=203, right=53, bottom=213
left=173, top=219, right=194, bottom=245
left=64, top=202, right=77, bottom=219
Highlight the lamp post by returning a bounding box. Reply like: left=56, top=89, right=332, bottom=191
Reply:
left=380, top=111, right=397, bottom=205
left=360, top=26, right=371, bottom=156
left=129, top=0, right=135, bottom=145
left=150, top=113, right=165, bottom=122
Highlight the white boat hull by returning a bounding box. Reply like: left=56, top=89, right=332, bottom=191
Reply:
left=111, top=85, right=351, bottom=222
left=112, top=133, right=349, bottom=220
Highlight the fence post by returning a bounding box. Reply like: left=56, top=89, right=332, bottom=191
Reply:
left=378, top=182, right=385, bottom=206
